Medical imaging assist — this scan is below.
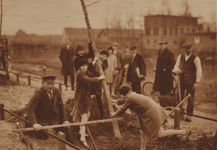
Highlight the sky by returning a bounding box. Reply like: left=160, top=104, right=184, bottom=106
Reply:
left=2, top=0, right=216, bottom=35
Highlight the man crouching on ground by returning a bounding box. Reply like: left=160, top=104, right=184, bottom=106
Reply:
left=27, top=75, right=72, bottom=143
left=111, top=84, right=191, bottom=150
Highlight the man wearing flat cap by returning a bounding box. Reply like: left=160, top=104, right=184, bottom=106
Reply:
left=27, top=75, right=72, bottom=142
left=172, top=42, right=202, bottom=122
left=127, top=46, right=146, bottom=94
left=153, top=40, right=176, bottom=96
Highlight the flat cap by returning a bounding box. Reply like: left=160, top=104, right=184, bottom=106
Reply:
left=42, top=75, right=56, bottom=81
left=74, top=42, right=85, bottom=52
left=182, top=42, right=193, bottom=48
left=100, top=50, right=109, bottom=57
left=77, top=58, right=88, bottom=69
left=112, top=42, right=119, bottom=47
left=158, top=40, right=168, bottom=45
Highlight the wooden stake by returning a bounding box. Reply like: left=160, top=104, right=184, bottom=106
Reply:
left=58, top=132, right=66, bottom=150
left=79, top=0, right=122, bottom=140
left=174, top=107, right=180, bottom=129
left=213, top=131, right=217, bottom=150
left=0, top=104, right=4, bottom=120
left=58, top=83, right=62, bottom=95
left=86, top=126, right=97, bottom=150
left=27, top=76, right=31, bottom=86
left=13, top=118, right=123, bottom=132
left=16, top=73, right=19, bottom=83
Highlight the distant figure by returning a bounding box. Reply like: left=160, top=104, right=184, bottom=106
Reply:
left=0, top=36, right=13, bottom=75
left=153, top=40, right=176, bottom=96
left=27, top=75, right=72, bottom=143
left=127, top=46, right=146, bottom=94
left=173, top=42, right=202, bottom=122
left=104, top=46, right=117, bottom=95
left=111, top=85, right=191, bottom=150
left=59, top=38, right=75, bottom=90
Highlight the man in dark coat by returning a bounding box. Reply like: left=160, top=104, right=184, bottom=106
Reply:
left=153, top=40, right=176, bottom=96
left=27, top=75, right=72, bottom=142
left=127, top=46, right=146, bottom=94
left=59, top=38, right=75, bottom=90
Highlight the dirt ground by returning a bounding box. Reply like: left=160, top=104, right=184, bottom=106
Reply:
left=0, top=54, right=217, bottom=150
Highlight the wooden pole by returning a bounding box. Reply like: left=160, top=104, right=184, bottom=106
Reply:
left=13, top=118, right=123, bottom=132
left=58, top=83, right=62, bottom=95
left=27, top=76, right=31, bottom=86
left=58, top=132, right=66, bottom=150
left=213, top=131, right=217, bottom=150
left=174, top=107, right=180, bottom=129
left=16, top=73, right=19, bottom=83
left=86, top=126, right=98, bottom=150
left=0, top=103, right=4, bottom=120
left=79, top=0, right=122, bottom=140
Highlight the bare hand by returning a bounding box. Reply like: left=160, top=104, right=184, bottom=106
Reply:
left=93, top=56, right=99, bottom=62
left=33, top=123, right=42, bottom=131
left=63, top=121, right=70, bottom=128
left=193, top=82, right=198, bottom=90
left=110, top=112, right=116, bottom=117
left=98, top=75, right=105, bottom=80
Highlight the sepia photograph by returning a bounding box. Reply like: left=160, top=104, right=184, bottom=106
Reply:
left=0, top=0, right=216, bottom=149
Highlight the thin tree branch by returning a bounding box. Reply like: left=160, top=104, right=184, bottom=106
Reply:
left=85, top=0, right=100, bottom=7
left=3, top=0, right=19, bottom=15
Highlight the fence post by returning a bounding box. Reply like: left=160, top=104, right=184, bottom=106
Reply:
left=174, top=107, right=180, bottom=129
left=57, top=131, right=66, bottom=150
left=0, top=104, right=5, bottom=120
left=59, top=83, right=62, bottom=95
left=27, top=76, right=31, bottom=86
left=16, top=73, right=19, bottom=83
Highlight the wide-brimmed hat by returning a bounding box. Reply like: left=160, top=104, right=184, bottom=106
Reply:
left=42, top=75, right=56, bottom=81
left=158, top=40, right=168, bottom=45
left=182, top=42, right=193, bottom=49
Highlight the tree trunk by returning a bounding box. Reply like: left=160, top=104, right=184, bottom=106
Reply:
left=80, top=0, right=122, bottom=140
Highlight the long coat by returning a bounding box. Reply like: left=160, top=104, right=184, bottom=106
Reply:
left=72, top=70, right=99, bottom=115
left=59, top=46, right=75, bottom=75
left=127, top=53, right=146, bottom=83
left=104, top=54, right=117, bottom=83
left=153, top=48, right=175, bottom=93
left=116, top=91, right=168, bottom=137
left=28, top=87, right=67, bottom=126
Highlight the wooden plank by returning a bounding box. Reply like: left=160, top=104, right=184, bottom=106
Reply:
left=58, top=132, right=66, bottom=150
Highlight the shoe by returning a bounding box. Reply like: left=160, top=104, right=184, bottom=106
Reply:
left=185, top=115, right=192, bottom=122
left=185, top=128, right=191, bottom=141
left=79, top=139, right=90, bottom=148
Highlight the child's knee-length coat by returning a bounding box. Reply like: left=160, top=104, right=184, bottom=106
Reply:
left=116, top=91, right=168, bottom=137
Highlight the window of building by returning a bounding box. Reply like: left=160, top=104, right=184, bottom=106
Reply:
left=192, top=28, right=195, bottom=33
left=147, top=39, right=150, bottom=45
left=186, top=28, right=190, bottom=32
left=180, top=28, right=184, bottom=34
left=146, top=28, right=151, bottom=36
left=169, top=28, right=173, bottom=36
left=164, top=28, right=167, bottom=36
left=175, top=28, right=178, bottom=35
left=153, top=28, right=158, bottom=35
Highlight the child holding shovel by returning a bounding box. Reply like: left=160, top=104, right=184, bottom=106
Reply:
left=111, top=84, right=191, bottom=150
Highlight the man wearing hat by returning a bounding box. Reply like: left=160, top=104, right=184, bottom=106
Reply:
left=172, top=42, right=202, bottom=122
left=153, top=40, right=176, bottom=96
left=27, top=75, right=72, bottom=142
left=127, top=46, right=146, bottom=94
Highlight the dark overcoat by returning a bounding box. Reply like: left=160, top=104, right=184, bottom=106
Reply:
left=28, top=87, right=67, bottom=126
left=116, top=91, right=168, bottom=137
left=153, top=48, right=175, bottom=93
left=72, top=70, right=99, bottom=115
left=59, top=46, right=75, bottom=75
left=127, top=53, right=146, bottom=82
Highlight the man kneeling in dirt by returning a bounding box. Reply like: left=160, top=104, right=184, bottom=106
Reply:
left=111, top=85, right=191, bottom=150
left=27, top=75, right=73, bottom=143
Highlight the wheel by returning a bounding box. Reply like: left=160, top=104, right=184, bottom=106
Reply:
left=141, top=82, right=154, bottom=96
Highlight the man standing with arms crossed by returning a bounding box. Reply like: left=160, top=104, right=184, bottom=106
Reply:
left=173, top=42, right=202, bottom=122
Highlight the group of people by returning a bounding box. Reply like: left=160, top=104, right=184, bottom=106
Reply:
left=153, top=40, right=202, bottom=122
left=27, top=38, right=202, bottom=149
left=0, top=35, right=12, bottom=75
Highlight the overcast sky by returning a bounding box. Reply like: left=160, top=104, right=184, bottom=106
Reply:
left=2, top=0, right=216, bottom=35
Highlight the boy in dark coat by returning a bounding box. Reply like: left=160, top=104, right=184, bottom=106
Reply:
left=127, top=46, right=146, bottom=94
left=70, top=59, right=105, bottom=148
left=111, top=85, right=191, bottom=150
left=27, top=75, right=72, bottom=142
left=153, top=40, right=176, bottom=95
left=88, top=50, right=109, bottom=119
left=59, top=38, right=75, bottom=90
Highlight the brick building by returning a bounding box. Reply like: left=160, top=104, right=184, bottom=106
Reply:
left=144, top=15, right=200, bottom=51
